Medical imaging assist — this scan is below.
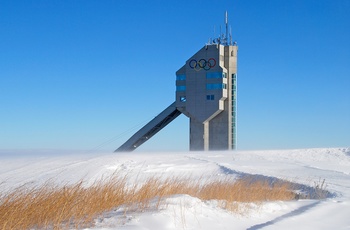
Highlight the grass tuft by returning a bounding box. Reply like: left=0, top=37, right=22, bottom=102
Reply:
left=0, top=174, right=321, bottom=229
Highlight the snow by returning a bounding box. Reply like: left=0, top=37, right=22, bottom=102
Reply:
left=1, top=147, right=350, bottom=229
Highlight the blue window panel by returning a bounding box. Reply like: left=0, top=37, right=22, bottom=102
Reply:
left=206, top=72, right=221, bottom=79
left=206, top=83, right=226, bottom=90
left=176, top=85, right=186, bottom=91
left=206, top=72, right=227, bottom=79
left=206, top=95, right=215, bottom=100
left=176, top=74, right=186, bottom=81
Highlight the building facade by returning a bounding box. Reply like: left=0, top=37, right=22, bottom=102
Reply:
left=175, top=43, right=238, bottom=150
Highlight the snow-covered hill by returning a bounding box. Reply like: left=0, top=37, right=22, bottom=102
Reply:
left=1, top=148, right=349, bottom=229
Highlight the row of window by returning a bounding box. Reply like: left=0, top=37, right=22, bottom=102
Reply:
left=176, top=74, right=186, bottom=81
left=177, top=83, right=227, bottom=92
left=176, top=86, right=186, bottom=91
left=178, top=94, right=216, bottom=102
left=231, top=73, right=237, bottom=149
left=176, top=72, right=227, bottom=81
left=206, top=83, right=227, bottom=90
left=206, top=72, right=227, bottom=79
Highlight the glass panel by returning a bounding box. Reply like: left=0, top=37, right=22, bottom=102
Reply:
left=176, top=86, right=186, bottom=91
left=176, top=74, right=186, bottom=81
left=206, top=72, right=226, bottom=79
left=206, top=83, right=226, bottom=90
left=206, top=95, right=215, bottom=100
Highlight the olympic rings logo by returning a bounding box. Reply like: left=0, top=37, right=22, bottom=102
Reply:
left=189, top=58, right=216, bottom=71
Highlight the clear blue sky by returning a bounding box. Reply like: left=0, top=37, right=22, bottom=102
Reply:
left=1, top=0, right=349, bottom=152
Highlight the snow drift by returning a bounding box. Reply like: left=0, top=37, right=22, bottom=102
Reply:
left=0, top=148, right=349, bottom=229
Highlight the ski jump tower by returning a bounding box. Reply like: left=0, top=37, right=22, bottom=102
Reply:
left=115, top=12, right=237, bottom=152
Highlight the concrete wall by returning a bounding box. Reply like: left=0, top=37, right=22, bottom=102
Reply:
left=176, top=44, right=238, bottom=150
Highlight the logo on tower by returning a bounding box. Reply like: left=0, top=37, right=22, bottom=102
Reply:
left=189, top=58, right=216, bottom=71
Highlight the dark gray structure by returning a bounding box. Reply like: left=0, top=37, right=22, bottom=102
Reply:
left=175, top=43, right=238, bottom=150
left=115, top=12, right=237, bottom=152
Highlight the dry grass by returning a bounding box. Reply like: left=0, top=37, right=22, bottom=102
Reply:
left=195, top=176, right=295, bottom=213
left=0, top=176, right=129, bottom=229
left=0, top=174, right=299, bottom=229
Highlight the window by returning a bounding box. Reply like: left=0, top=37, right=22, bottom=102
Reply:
left=232, top=73, right=237, bottom=80
left=176, top=86, right=186, bottom=91
left=231, top=73, right=237, bottom=150
left=206, top=95, right=214, bottom=100
left=206, top=83, right=226, bottom=90
left=180, top=96, right=186, bottom=102
left=176, top=74, right=186, bottom=81
left=206, top=72, right=227, bottom=79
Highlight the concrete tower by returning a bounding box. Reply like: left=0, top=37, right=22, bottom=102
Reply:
left=115, top=12, right=237, bottom=152
left=175, top=42, right=238, bottom=150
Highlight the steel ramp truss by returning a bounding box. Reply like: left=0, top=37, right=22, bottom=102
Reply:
left=115, top=102, right=181, bottom=152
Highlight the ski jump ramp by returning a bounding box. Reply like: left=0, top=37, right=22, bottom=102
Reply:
left=115, top=102, right=181, bottom=152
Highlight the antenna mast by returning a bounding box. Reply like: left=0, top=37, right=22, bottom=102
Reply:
left=208, top=11, right=235, bottom=46
left=225, top=11, right=229, bottom=45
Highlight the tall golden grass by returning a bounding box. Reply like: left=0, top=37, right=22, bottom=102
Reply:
left=0, top=174, right=297, bottom=229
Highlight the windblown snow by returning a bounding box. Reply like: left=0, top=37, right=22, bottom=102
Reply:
left=0, top=148, right=349, bottom=230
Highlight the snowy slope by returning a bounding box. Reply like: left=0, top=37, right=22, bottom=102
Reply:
left=0, top=148, right=349, bottom=229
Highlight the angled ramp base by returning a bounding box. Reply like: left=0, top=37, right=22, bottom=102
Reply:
left=115, top=102, right=181, bottom=152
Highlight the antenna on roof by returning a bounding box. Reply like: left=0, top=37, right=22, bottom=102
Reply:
left=208, top=11, right=234, bottom=46
left=225, top=11, right=229, bottom=45
left=213, top=25, right=216, bottom=43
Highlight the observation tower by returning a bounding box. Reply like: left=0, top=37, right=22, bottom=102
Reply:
left=116, top=12, right=238, bottom=151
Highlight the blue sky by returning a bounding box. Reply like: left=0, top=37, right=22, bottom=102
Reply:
left=1, top=0, right=349, bottom=152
